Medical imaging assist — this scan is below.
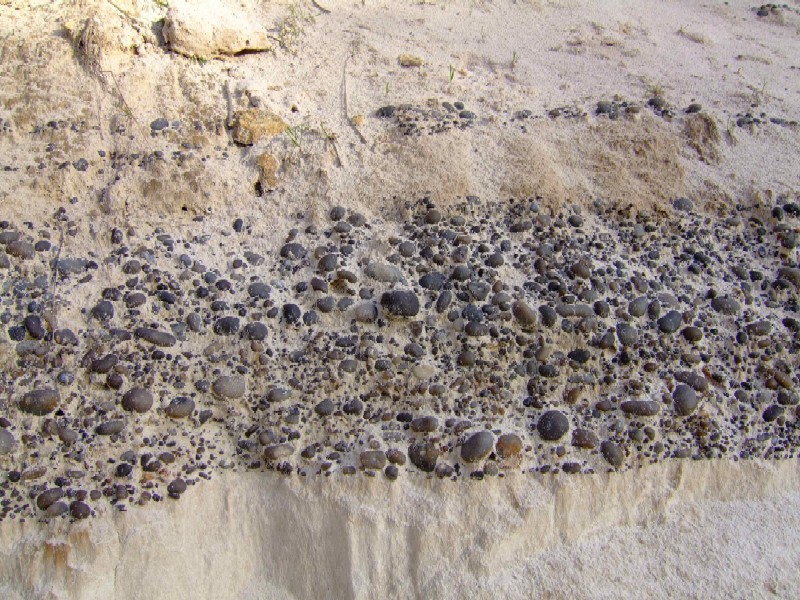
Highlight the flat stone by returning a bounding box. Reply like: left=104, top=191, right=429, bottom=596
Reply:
left=620, top=400, right=661, bottom=417
left=6, top=240, right=34, bottom=259
left=19, top=388, right=59, bottom=415
left=0, top=428, right=16, bottom=454
left=365, top=263, right=406, bottom=284
left=411, top=416, right=438, bottom=432
left=70, top=501, right=91, bottom=519
left=212, top=376, right=246, bottom=399
left=96, top=420, right=125, bottom=435
left=135, top=327, right=177, bottom=347
left=710, top=296, right=741, bottom=315
left=163, top=0, right=274, bottom=59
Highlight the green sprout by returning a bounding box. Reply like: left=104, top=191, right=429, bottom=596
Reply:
left=285, top=124, right=304, bottom=150
left=449, top=64, right=455, bottom=83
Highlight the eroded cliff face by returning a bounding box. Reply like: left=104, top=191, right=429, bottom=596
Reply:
left=1, top=1, right=800, bottom=598
left=2, top=460, right=799, bottom=600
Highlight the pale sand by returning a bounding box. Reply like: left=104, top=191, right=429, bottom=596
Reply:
left=2, top=460, right=800, bottom=599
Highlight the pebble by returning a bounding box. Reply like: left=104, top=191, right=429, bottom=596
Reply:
left=710, top=296, right=741, bottom=315
left=571, top=428, right=599, bottom=449
left=408, top=442, right=439, bottom=472
left=360, top=450, right=387, bottom=470
left=460, top=430, right=494, bottom=463
left=19, top=388, right=59, bottom=415
left=122, top=388, right=154, bottom=413
left=135, top=327, right=177, bottom=347
left=620, top=400, right=661, bottom=417
left=657, top=310, right=683, bottom=334
left=70, top=501, right=91, bottom=519
left=673, top=384, right=699, bottom=416
left=0, top=428, right=17, bottom=454
left=381, top=290, right=420, bottom=317
left=537, top=410, right=569, bottom=441
left=96, top=420, right=125, bottom=435
left=495, top=433, right=523, bottom=458
left=165, top=397, right=195, bottom=418
left=511, top=300, right=537, bottom=327
left=616, top=323, right=638, bottom=346
left=212, top=376, right=246, bottom=399
left=600, top=441, right=624, bottom=468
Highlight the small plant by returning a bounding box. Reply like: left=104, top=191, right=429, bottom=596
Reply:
left=319, top=122, right=336, bottom=141
left=646, top=82, right=664, bottom=98
left=285, top=124, right=304, bottom=150
left=511, top=50, right=518, bottom=69
left=449, top=64, right=455, bottom=83
left=385, top=81, right=390, bottom=96
left=274, top=0, right=315, bottom=53
left=725, top=116, right=738, bottom=145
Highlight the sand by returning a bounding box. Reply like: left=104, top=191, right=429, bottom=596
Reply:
left=1, top=0, right=799, bottom=598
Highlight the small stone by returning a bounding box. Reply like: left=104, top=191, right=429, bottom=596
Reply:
left=231, top=109, right=286, bottom=145
left=408, top=442, right=439, bottom=472
left=91, top=300, right=114, bottom=322
left=167, top=478, right=187, bottom=497
left=657, top=310, right=683, bottom=333
left=248, top=282, right=272, bottom=299
left=511, top=300, right=537, bottom=327
left=600, top=440, right=624, bottom=468
left=682, top=326, right=703, bottom=342
left=381, top=290, right=420, bottom=318
left=571, top=428, right=599, bottom=449
left=411, top=416, right=438, bottom=432
left=0, top=428, right=17, bottom=454
left=616, top=323, right=638, bottom=346
left=96, top=420, right=125, bottom=435
left=314, top=399, right=334, bottom=416
left=495, top=433, right=523, bottom=458
left=711, top=296, right=741, bottom=315
left=620, top=400, right=661, bottom=417
left=673, top=384, right=698, bottom=416
left=460, top=430, right=494, bottom=463
left=6, top=240, right=34, bottom=259
left=70, top=501, right=91, bottom=519
left=264, top=444, right=294, bottom=461
left=360, top=450, right=387, bottom=470
left=213, top=316, right=240, bottom=335
left=19, top=388, right=59, bottom=415
left=673, top=197, right=693, bottom=212
left=45, top=501, right=69, bottom=518
left=212, top=376, right=246, bottom=399
left=365, top=263, right=405, bottom=284
left=165, top=397, right=195, bottom=418
left=135, top=327, right=177, bottom=347
left=763, top=405, right=784, bottom=423
left=121, top=388, right=153, bottom=413
left=537, top=410, right=569, bottom=441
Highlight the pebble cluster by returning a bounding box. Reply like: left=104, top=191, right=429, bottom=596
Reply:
left=0, top=175, right=799, bottom=522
